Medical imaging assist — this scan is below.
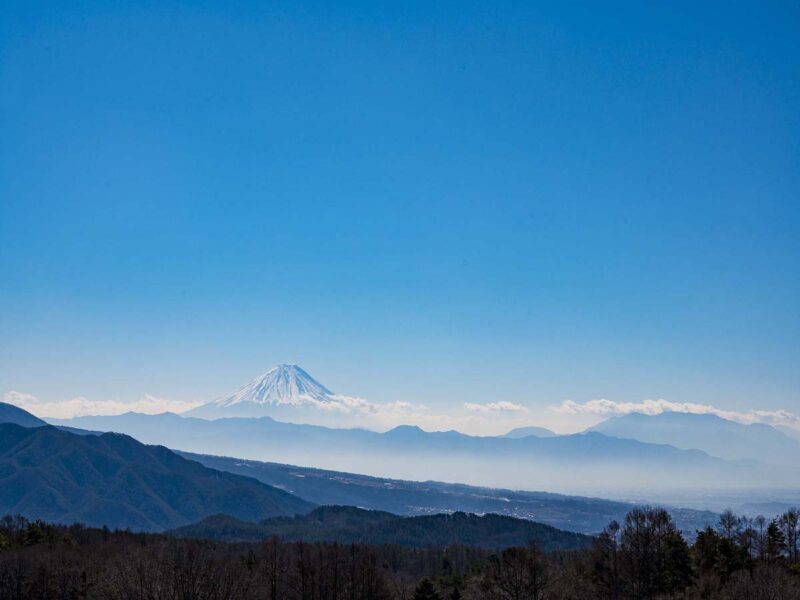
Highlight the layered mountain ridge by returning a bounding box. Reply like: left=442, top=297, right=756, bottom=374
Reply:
left=50, top=409, right=768, bottom=497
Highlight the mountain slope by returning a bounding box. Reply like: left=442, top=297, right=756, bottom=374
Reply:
left=181, top=451, right=717, bottom=535
left=0, top=423, right=313, bottom=531
left=0, top=401, right=47, bottom=427
left=588, top=412, right=800, bottom=465
left=172, top=505, right=594, bottom=551
left=776, top=425, right=800, bottom=443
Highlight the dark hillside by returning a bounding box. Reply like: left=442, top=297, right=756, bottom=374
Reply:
left=172, top=504, right=594, bottom=550
left=0, top=423, right=313, bottom=530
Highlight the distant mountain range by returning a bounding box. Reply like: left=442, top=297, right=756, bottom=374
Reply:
left=171, top=505, right=593, bottom=551
left=49, top=410, right=767, bottom=496
left=0, top=417, right=312, bottom=530
left=587, top=411, right=800, bottom=466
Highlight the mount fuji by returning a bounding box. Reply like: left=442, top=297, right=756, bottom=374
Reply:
left=185, top=364, right=359, bottom=421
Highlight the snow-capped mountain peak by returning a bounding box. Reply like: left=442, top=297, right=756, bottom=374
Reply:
left=184, top=363, right=372, bottom=420
left=213, top=364, right=334, bottom=408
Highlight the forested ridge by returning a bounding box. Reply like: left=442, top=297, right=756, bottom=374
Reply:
left=0, top=423, right=313, bottom=530
left=171, top=505, right=592, bottom=551
left=1, top=506, right=798, bottom=599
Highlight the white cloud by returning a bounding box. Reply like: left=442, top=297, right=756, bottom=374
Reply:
left=3, top=391, right=202, bottom=419
left=302, top=393, right=428, bottom=417
left=3, top=390, right=38, bottom=406
left=551, top=398, right=800, bottom=430
left=310, top=394, right=373, bottom=413
left=315, top=395, right=458, bottom=429
left=464, top=401, right=528, bottom=413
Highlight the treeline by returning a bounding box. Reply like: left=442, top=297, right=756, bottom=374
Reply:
left=1, top=508, right=798, bottom=599
left=589, top=507, right=800, bottom=600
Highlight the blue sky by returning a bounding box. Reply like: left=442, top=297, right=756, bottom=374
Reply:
left=1, top=1, right=798, bottom=431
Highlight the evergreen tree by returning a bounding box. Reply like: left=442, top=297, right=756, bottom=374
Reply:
left=766, top=520, right=786, bottom=563
left=716, top=535, right=749, bottom=581
left=693, top=527, right=720, bottom=574
left=658, top=530, right=692, bottom=593
left=413, top=578, right=442, bottom=600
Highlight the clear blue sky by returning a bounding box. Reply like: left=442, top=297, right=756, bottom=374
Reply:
left=1, top=0, right=798, bottom=420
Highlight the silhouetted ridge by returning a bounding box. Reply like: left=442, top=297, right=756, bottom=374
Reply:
left=0, top=423, right=313, bottom=531
left=0, top=401, right=47, bottom=427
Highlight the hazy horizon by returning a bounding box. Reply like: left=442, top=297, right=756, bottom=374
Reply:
left=6, top=361, right=800, bottom=436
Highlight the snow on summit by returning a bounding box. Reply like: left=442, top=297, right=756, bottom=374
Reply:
left=184, top=364, right=356, bottom=419
left=215, top=364, right=334, bottom=408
